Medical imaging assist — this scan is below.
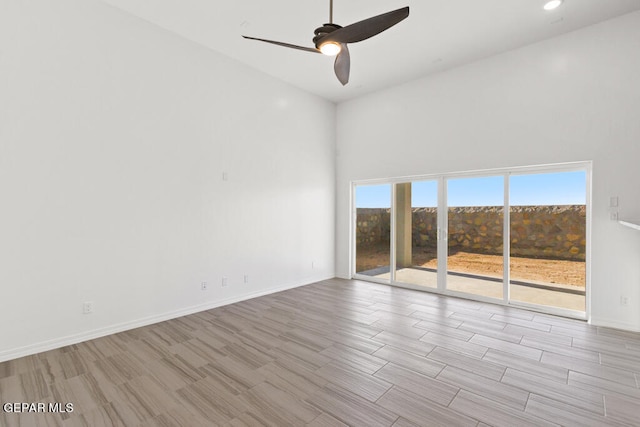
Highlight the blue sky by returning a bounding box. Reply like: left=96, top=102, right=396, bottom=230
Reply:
left=356, top=171, right=586, bottom=207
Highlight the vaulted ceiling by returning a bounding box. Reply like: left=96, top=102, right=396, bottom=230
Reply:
left=100, top=0, right=640, bottom=103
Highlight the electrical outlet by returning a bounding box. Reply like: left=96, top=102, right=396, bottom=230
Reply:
left=620, top=296, right=629, bottom=306
left=83, top=301, right=93, bottom=314
left=312, top=261, right=315, bottom=269
left=610, top=211, right=619, bottom=221
left=201, top=281, right=208, bottom=290
left=222, top=277, right=228, bottom=287
left=244, top=275, right=249, bottom=284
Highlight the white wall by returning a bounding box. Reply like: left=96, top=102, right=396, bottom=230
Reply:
left=336, top=12, right=640, bottom=331
left=0, top=0, right=336, bottom=361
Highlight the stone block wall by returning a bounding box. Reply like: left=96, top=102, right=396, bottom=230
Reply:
left=355, top=208, right=391, bottom=246
left=510, top=205, right=586, bottom=260
left=356, top=205, right=586, bottom=261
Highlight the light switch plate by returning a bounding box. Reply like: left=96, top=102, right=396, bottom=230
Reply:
left=610, top=196, right=619, bottom=207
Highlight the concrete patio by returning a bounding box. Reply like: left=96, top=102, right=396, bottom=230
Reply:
left=361, top=267, right=586, bottom=312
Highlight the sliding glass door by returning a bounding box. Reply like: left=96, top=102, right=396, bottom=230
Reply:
left=354, top=184, right=391, bottom=281
left=508, top=171, right=587, bottom=312
left=352, top=163, right=589, bottom=318
left=446, top=176, right=504, bottom=301
left=393, top=181, right=439, bottom=288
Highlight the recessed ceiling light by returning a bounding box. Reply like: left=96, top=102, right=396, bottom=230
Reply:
left=543, top=0, right=564, bottom=11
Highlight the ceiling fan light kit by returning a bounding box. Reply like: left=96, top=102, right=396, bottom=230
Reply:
left=314, top=23, right=343, bottom=56
left=319, top=42, right=341, bottom=56
left=242, top=0, right=409, bottom=86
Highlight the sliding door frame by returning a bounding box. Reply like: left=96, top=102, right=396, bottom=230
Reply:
left=351, top=161, right=592, bottom=320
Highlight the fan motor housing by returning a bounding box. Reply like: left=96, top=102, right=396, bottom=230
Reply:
left=313, top=23, right=342, bottom=48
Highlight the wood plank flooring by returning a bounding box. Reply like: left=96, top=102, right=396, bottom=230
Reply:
left=1, top=278, right=640, bottom=426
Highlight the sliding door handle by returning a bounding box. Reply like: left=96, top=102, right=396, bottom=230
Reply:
left=438, top=228, right=448, bottom=240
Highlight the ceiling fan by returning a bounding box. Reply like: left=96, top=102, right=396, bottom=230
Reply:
left=242, top=1, right=409, bottom=86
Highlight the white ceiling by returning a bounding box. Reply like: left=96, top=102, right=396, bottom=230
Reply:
left=99, top=0, right=640, bottom=103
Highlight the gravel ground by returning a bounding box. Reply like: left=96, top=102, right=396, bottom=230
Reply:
left=356, top=244, right=585, bottom=287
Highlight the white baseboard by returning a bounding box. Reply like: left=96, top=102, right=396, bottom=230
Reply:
left=589, top=316, right=640, bottom=333
left=0, top=275, right=333, bottom=363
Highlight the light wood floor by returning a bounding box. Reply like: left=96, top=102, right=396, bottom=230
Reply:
left=1, top=278, right=639, bottom=426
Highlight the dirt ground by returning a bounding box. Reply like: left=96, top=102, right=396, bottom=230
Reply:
left=356, top=244, right=585, bottom=287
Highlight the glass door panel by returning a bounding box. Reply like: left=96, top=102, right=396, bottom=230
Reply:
left=354, top=184, right=391, bottom=280
left=446, top=176, right=504, bottom=300
left=509, top=171, right=587, bottom=312
left=394, top=181, right=438, bottom=288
